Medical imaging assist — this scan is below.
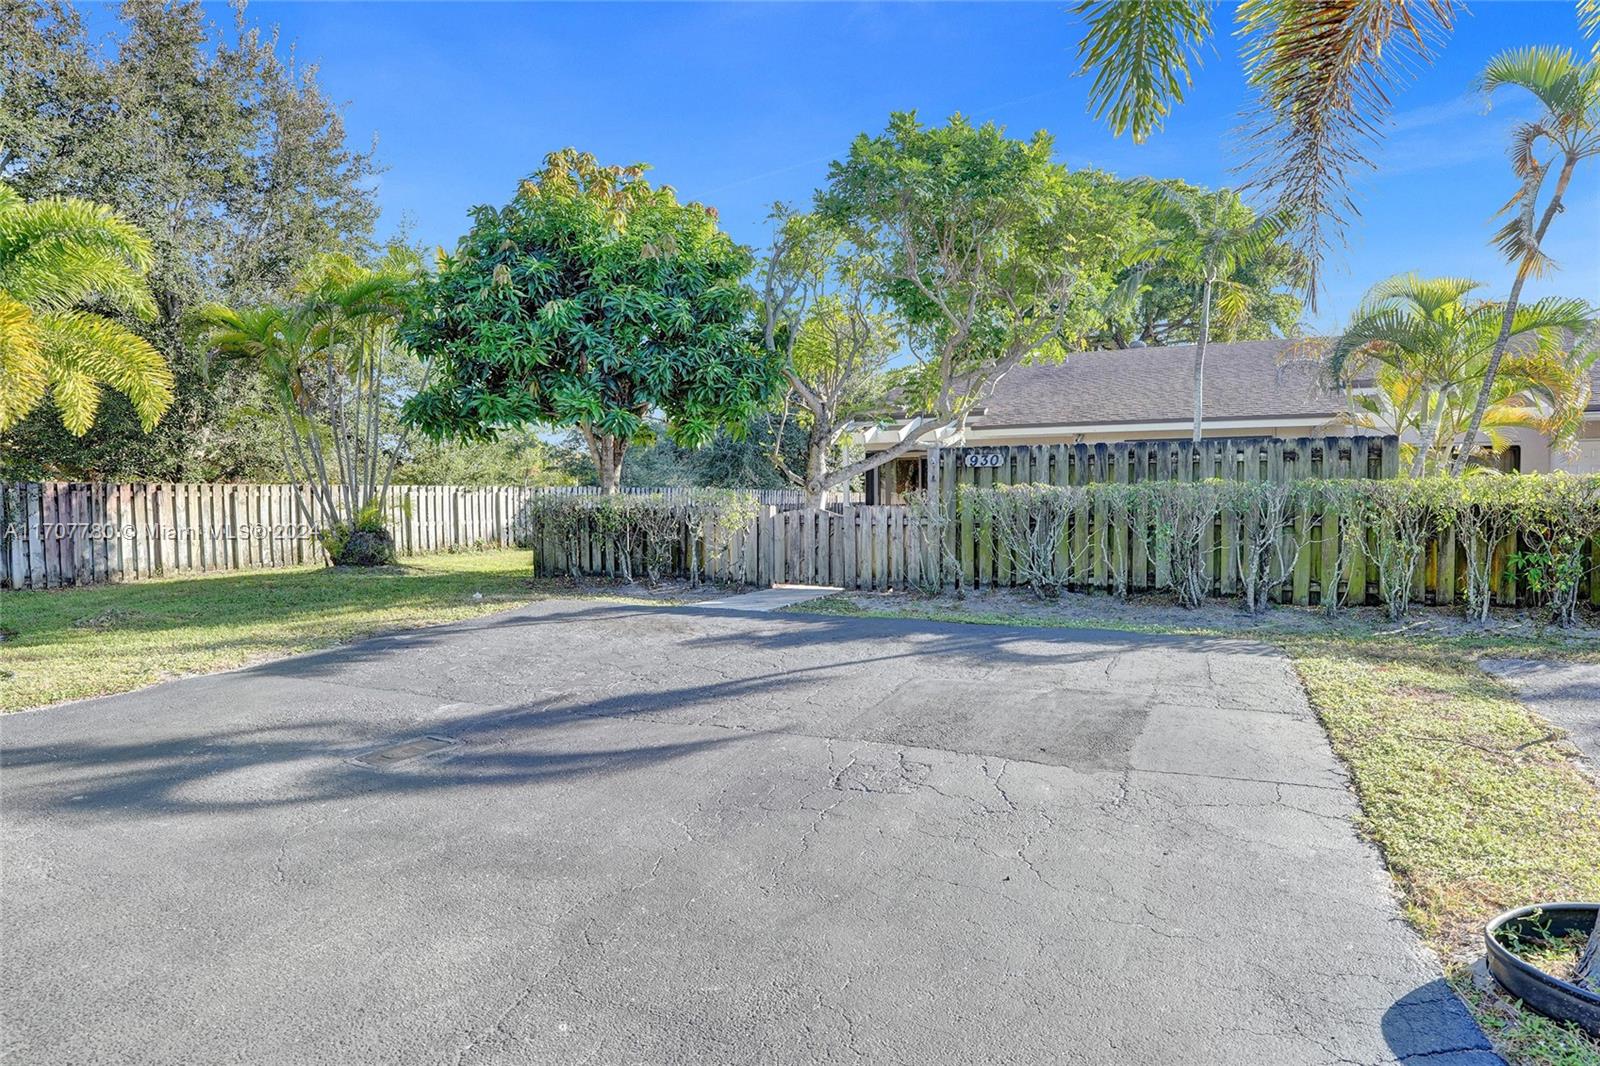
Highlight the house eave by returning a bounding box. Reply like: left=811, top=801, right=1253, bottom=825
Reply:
left=859, top=414, right=1341, bottom=448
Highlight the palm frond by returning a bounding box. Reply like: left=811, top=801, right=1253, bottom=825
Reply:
left=42, top=357, right=103, bottom=437
left=1, top=239, right=158, bottom=319
left=0, top=194, right=154, bottom=284
left=0, top=292, right=47, bottom=431
left=1212, top=278, right=1254, bottom=336
left=1073, top=1, right=1213, bottom=144
left=0, top=184, right=171, bottom=433
left=1504, top=295, right=1595, bottom=339
left=36, top=309, right=174, bottom=433
left=1235, top=0, right=1459, bottom=308
left=1480, top=46, right=1589, bottom=117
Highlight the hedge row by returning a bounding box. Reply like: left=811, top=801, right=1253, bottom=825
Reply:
left=524, top=488, right=760, bottom=585
left=945, top=474, right=1600, bottom=624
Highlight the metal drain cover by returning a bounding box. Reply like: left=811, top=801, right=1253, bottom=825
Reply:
left=350, top=734, right=459, bottom=768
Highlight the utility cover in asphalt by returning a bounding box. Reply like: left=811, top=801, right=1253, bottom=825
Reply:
left=0, top=601, right=1498, bottom=1064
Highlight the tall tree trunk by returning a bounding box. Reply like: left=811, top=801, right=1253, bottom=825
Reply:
left=581, top=426, right=627, bottom=494
left=1410, top=389, right=1438, bottom=478
left=803, top=420, right=831, bottom=510
left=1450, top=152, right=1579, bottom=475
left=1192, top=274, right=1214, bottom=443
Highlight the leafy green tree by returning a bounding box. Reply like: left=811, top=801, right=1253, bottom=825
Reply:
left=1122, top=185, right=1292, bottom=441
left=0, top=0, right=379, bottom=479
left=811, top=112, right=1127, bottom=498
left=1092, top=180, right=1301, bottom=349
left=1452, top=46, right=1600, bottom=474
left=761, top=208, right=897, bottom=507
left=1328, top=274, right=1593, bottom=475
left=403, top=149, right=778, bottom=494
left=0, top=183, right=174, bottom=434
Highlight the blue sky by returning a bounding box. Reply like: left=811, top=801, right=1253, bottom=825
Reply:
left=193, top=3, right=1599, bottom=331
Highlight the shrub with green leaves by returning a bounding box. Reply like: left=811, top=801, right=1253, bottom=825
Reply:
left=960, top=483, right=1083, bottom=597
left=524, top=489, right=760, bottom=587
left=952, top=473, right=1600, bottom=620
left=1360, top=478, right=1456, bottom=621
left=1220, top=479, right=1304, bottom=615
left=1509, top=474, right=1600, bottom=627
left=1150, top=479, right=1221, bottom=609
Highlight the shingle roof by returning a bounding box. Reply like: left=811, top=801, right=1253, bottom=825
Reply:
left=970, top=339, right=1344, bottom=428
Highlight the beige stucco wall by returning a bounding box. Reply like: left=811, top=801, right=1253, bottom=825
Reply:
left=1550, top=416, right=1600, bottom=474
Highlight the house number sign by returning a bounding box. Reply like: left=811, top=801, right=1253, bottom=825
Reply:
left=963, top=452, right=1005, bottom=468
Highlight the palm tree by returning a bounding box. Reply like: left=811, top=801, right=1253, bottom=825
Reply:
left=197, top=250, right=425, bottom=564
left=1126, top=186, right=1290, bottom=441
left=1329, top=274, right=1593, bottom=475
left=1072, top=0, right=1462, bottom=304
left=0, top=183, right=174, bottom=435
left=1451, top=46, right=1600, bottom=474
left=1073, top=2, right=1600, bottom=308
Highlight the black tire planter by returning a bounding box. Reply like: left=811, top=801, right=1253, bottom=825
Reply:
left=1484, top=902, right=1600, bottom=1037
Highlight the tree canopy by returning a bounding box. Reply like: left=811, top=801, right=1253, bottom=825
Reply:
left=403, top=149, right=779, bottom=492
left=759, top=207, right=898, bottom=505
left=1093, top=180, right=1302, bottom=349
left=0, top=0, right=380, bottom=480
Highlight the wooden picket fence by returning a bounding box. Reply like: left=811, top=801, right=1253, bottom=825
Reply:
left=528, top=436, right=1597, bottom=608
left=531, top=504, right=922, bottom=591
left=0, top=482, right=861, bottom=590
left=932, top=436, right=1401, bottom=603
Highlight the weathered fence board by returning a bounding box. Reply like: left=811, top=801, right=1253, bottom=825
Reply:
left=2, top=482, right=845, bottom=590
left=522, top=490, right=1594, bottom=608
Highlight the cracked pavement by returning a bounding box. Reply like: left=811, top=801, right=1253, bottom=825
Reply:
left=0, top=600, right=1497, bottom=1064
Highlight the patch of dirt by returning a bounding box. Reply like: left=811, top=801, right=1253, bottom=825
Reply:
left=816, top=586, right=1600, bottom=646
left=521, top=576, right=728, bottom=604
left=69, top=608, right=141, bottom=631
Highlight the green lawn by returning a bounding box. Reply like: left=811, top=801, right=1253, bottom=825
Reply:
left=794, top=593, right=1600, bottom=1066
left=0, top=550, right=672, bottom=712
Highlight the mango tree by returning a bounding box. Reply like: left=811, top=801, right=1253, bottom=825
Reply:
left=402, top=149, right=777, bottom=493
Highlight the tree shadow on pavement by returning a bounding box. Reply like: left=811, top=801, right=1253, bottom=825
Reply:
left=1381, top=979, right=1497, bottom=1063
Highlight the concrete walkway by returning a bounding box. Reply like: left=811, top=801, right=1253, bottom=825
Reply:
left=687, top=583, right=842, bottom=611
left=0, top=601, right=1494, bottom=1064
left=1483, top=658, right=1600, bottom=773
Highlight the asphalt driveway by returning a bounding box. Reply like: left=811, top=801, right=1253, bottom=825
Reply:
left=0, top=600, right=1495, bottom=1065
left=1483, top=657, right=1600, bottom=774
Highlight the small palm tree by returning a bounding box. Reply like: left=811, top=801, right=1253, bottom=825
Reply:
left=1452, top=46, right=1600, bottom=474
left=0, top=183, right=174, bottom=434
left=1330, top=273, right=1593, bottom=475
left=1127, top=186, right=1291, bottom=441
left=197, top=250, right=426, bottom=565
